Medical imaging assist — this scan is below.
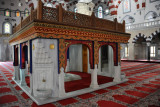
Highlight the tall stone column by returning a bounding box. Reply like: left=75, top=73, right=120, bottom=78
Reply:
left=146, top=42, right=151, bottom=61
left=113, top=43, right=121, bottom=82
left=90, top=64, right=99, bottom=89
left=13, top=45, right=20, bottom=81
left=113, top=63, right=121, bottom=82
left=20, top=69, right=27, bottom=86
left=108, top=46, right=114, bottom=77
left=59, top=67, right=66, bottom=97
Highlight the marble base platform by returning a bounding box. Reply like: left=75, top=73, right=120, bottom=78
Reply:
left=12, top=78, right=128, bottom=105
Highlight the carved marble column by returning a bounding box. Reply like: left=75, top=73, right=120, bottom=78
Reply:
left=113, top=43, right=122, bottom=82
left=146, top=42, right=151, bottom=61
left=59, top=67, right=66, bottom=97
left=113, top=63, right=121, bottom=82
left=90, top=64, right=99, bottom=88
left=20, top=69, right=27, bottom=86
left=13, top=66, right=19, bottom=80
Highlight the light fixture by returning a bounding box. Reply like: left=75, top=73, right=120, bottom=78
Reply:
left=105, top=9, right=109, bottom=15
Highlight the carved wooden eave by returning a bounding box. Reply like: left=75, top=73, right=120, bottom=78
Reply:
left=9, top=20, right=130, bottom=45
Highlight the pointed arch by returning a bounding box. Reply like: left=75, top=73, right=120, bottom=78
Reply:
left=132, top=33, right=147, bottom=43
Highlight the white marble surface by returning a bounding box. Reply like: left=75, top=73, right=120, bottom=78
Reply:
left=65, top=73, right=81, bottom=82
left=32, top=39, right=59, bottom=98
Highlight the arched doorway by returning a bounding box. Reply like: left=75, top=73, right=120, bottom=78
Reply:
left=133, top=34, right=147, bottom=60
left=99, top=45, right=114, bottom=77
left=97, top=45, right=114, bottom=85
left=64, top=43, right=91, bottom=93
left=67, top=44, right=90, bottom=73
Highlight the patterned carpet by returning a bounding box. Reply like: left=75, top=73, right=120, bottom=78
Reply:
left=0, top=61, right=160, bottom=107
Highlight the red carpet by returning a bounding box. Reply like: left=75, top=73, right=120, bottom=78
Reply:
left=0, top=61, right=160, bottom=106
left=107, top=86, right=120, bottom=90
left=0, top=79, right=5, bottom=81
left=32, top=103, right=56, bottom=107
left=0, top=95, right=18, bottom=104
left=143, top=84, right=160, bottom=89
left=58, top=98, right=78, bottom=106
left=0, top=87, right=11, bottom=93
left=0, top=82, right=7, bottom=86
left=125, top=90, right=149, bottom=98
left=118, top=83, right=129, bottom=87
left=94, top=89, right=108, bottom=94
left=65, top=72, right=113, bottom=92
left=97, top=100, right=126, bottom=107
left=78, top=93, right=95, bottom=99
left=15, top=85, right=22, bottom=90
left=150, top=81, right=160, bottom=85
left=112, top=95, right=139, bottom=104
left=135, top=87, right=157, bottom=93
left=21, top=92, right=30, bottom=99
left=126, top=80, right=136, bottom=84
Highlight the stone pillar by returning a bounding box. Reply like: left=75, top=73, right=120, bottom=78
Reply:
left=59, top=67, right=66, bottom=97
left=76, top=0, right=94, bottom=16
left=98, top=48, right=101, bottom=73
left=25, top=61, right=28, bottom=76
left=13, top=66, right=19, bottom=80
left=146, top=42, right=151, bottom=61
left=113, top=63, right=121, bottom=82
left=65, top=59, right=70, bottom=72
left=29, top=73, right=33, bottom=94
left=90, top=64, right=99, bottom=88
left=20, top=69, right=27, bottom=86
left=108, top=46, right=114, bottom=77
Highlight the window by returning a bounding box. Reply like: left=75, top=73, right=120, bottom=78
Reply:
left=3, top=22, right=12, bottom=34
left=74, top=8, right=77, bottom=19
left=98, top=6, right=103, bottom=18
left=25, top=9, right=29, bottom=16
left=150, top=46, right=155, bottom=57
left=16, top=10, right=21, bottom=17
left=125, top=47, right=129, bottom=57
left=5, top=10, right=10, bottom=17
left=74, top=8, right=77, bottom=13
left=123, top=0, right=131, bottom=13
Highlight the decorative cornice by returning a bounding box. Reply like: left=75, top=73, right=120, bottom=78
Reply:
left=9, top=21, right=130, bottom=45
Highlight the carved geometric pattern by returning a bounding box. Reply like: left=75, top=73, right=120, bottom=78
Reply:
left=94, top=41, right=100, bottom=65
left=42, top=7, right=58, bottom=22
left=63, top=11, right=92, bottom=27
left=59, top=39, right=66, bottom=71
